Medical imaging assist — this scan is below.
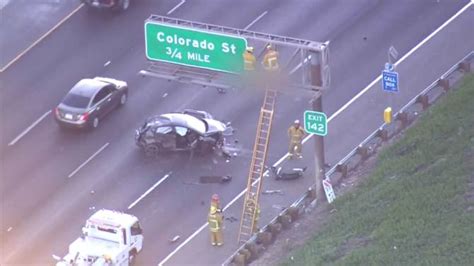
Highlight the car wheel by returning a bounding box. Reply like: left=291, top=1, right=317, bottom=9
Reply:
left=91, top=117, right=99, bottom=129
left=144, top=144, right=160, bottom=157
left=128, top=250, right=136, bottom=265
left=120, top=0, right=130, bottom=10
left=119, top=93, right=127, bottom=106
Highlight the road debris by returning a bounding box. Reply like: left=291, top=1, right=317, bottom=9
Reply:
left=271, top=166, right=307, bottom=180
left=272, top=204, right=284, bottom=210
left=262, top=189, right=283, bottom=195
left=169, top=235, right=180, bottom=243
left=225, top=216, right=238, bottom=223
left=199, top=175, right=232, bottom=184
left=162, top=92, right=168, bottom=98
left=104, top=61, right=111, bottom=67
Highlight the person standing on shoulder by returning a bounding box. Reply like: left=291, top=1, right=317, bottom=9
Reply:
left=288, top=120, right=305, bottom=159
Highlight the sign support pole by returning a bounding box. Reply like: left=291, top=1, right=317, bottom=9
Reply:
left=309, top=50, right=326, bottom=202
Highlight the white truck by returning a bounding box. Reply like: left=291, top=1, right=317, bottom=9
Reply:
left=54, top=209, right=143, bottom=266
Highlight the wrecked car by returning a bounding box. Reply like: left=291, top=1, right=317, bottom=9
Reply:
left=135, top=110, right=230, bottom=157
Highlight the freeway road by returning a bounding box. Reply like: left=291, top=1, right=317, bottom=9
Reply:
left=0, top=0, right=470, bottom=265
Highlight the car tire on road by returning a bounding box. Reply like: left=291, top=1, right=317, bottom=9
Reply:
left=119, top=93, right=127, bottom=106
left=128, top=250, right=136, bottom=265
left=119, top=0, right=130, bottom=10
left=144, top=144, right=160, bottom=157
left=91, top=117, right=99, bottom=129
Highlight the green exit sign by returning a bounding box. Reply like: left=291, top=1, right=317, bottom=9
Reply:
left=304, top=110, right=328, bottom=136
left=145, top=21, right=247, bottom=73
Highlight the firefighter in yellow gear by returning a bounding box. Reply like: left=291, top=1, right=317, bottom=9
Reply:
left=288, top=120, right=305, bottom=159
left=262, top=44, right=279, bottom=72
left=253, top=206, right=260, bottom=233
left=246, top=192, right=260, bottom=233
left=208, top=206, right=224, bottom=246
left=243, top=47, right=256, bottom=71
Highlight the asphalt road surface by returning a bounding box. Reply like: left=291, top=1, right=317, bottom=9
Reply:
left=0, top=0, right=471, bottom=265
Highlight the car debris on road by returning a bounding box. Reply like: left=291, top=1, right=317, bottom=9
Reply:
left=262, top=189, right=284, bottom=195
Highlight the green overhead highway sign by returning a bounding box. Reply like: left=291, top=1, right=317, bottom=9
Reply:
left=145, top=22, right=248, bottom=73
left=304, top=110, right=328, bottom=136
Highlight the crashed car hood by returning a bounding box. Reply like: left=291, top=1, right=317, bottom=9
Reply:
left=204, top=119, right=226, bottom=134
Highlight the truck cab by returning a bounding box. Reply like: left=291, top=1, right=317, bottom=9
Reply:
left=56, top=210, right=143, bottom=266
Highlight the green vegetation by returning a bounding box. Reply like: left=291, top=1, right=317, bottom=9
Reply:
left=283, top=74, right=474, bottom=266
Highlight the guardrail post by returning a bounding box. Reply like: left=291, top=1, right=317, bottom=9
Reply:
left=287, top=206, right=300, bottom=220
left=307, top=187, right=317, bottom=199
left=269, top=223, right=283, bottom=235
left=396, top=111, right=409, bottom=128
left=245, top=243, right=259, bottom=261
left=459, top=61, right=471, bottom=73
left=357, top=145, right=369, bottom=161
left=377, top=128, right=389, bottom=141
left=336, top=163, right=348, bottom=178
left=438, top=78, right=450, bottom=92
left=232, top=253, right=246, bottom=266
left=278, top=214, right=292, bottom=229
left=257, top=231, right=273, bottom=246
left=416, top=94, right=430, bottom=110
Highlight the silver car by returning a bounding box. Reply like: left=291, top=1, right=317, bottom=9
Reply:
left=54, top=77, right=128, bottom=129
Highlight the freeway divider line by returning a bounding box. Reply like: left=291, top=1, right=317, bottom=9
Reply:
left=0, top=3, right=84, bottom=73
left=157, top=1, right=474, bottom=265
left=68, top=142, right=109, bottom=178
left=128, top=172, right=172, bottom=210
left=244, top=11, right=268, bottom=30
left=8, top=110, right=51, bottom=146
left=167, top=0, right=186, bottom=15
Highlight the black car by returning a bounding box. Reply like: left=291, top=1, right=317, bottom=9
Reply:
left=81, top=0, right=130, bottom=11
left=54, top=77, right=128, bottom=129
left=135, top=111, right=229, bottom=157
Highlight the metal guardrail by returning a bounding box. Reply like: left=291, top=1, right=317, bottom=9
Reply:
left=222, top=50, right=473, bottom=265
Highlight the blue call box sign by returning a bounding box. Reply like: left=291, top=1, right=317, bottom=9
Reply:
left=382, top=70, right=399, bottom=92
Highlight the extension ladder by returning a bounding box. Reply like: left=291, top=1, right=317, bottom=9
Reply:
left=237, top=88, right=277, bottom=244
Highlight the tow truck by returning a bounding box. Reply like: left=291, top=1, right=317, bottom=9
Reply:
left=54, top=209, right=143, bottom=266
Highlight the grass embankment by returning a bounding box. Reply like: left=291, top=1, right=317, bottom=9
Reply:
left=283, top=74, right=474, bottom=266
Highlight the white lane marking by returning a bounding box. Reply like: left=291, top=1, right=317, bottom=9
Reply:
left=158, top=222, right=207, bottom=266
left=8, top=110, right=51, bottom=146
left=127, top=172, right=172, bottom=209
left=167, top=0, right=186, bottom=15
left=244, top=11, right=268, bottom=30
left=159, top=2, right=474, bottom=264
left=289, top=56, right=311, bottom=75
left=68, top=142, right=109, bottom=178
left=0, top=3, right=84, bottom=73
